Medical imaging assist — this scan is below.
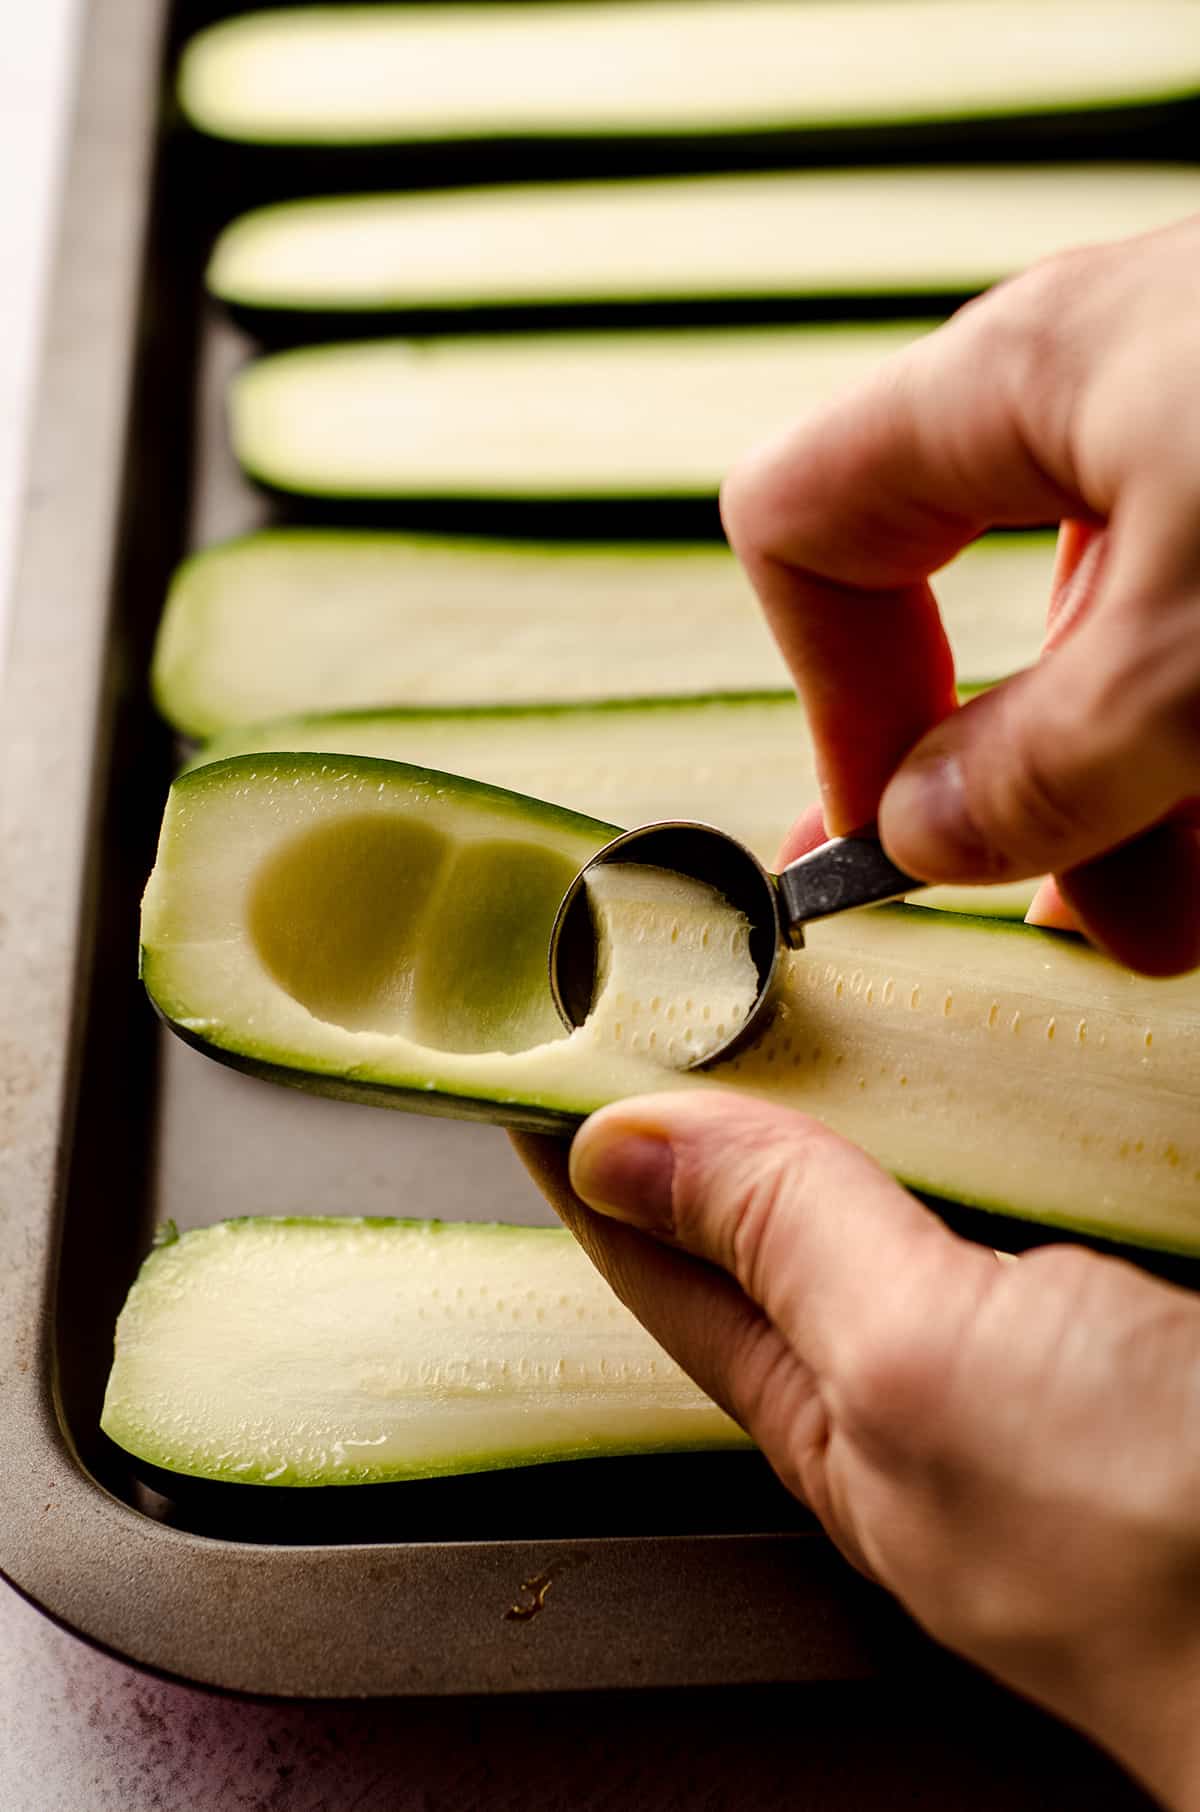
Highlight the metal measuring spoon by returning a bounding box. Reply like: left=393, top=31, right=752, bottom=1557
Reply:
left=548, top=820, right=923, bottom=1068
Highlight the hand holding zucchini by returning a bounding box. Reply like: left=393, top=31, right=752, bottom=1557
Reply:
left=721, top=223, right=1200, bottom=981
left=552, top=1086, right=1200, bottom=1812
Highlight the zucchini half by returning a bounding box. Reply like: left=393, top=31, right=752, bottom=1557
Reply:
left=230, top=322, right=931, bottom=503
left=142, top=753, right=1200, bottom=1255
left=101, top=1217, right=748, bottom=1486
left=153, top=529, right=1055, bottom=737
left=209, top=166, right=1200, bottom=332
left=179, top=3, right=1200, bottom=149
left=190, top=692, right=1037, bottom=920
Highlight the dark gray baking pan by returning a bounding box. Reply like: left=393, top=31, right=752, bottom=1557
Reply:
left=0, top=0, right=919, bottom=1697
left=0, top=0, right=1189, bottom=1705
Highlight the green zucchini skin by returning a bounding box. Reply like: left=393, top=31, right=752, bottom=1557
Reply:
left=149, top=1007, right=586, bottom=1135
left=222, top=292, right=951, bottom=349
left=142, top=754, right=1200, bottom=1258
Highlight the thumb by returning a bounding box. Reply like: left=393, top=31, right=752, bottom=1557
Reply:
left=568, top=1091, right=993, bottom=1387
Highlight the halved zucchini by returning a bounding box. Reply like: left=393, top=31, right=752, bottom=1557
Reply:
left=190, top=692, right=1038, bottom=920
left=179, top=3, right=1200, bottom=148
left=153, top=528, right=1055, bottom=736
left=101, top=1217, right=747, bottom=1486
left=142, top=754, right=1200, bottom=1253
left=209, top=166, right=1200, bottom=327
left=230, top=322, right=931, bottom=502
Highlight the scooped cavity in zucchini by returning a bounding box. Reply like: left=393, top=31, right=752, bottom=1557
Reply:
left=153, top=528, right=1055, bottom=736
left=230, top=322, right=930, bottom=502
left=189, top=691, right=1039, bottom=921
left=101, top=1217, right=749, bottom=1486
left=178, top=2, right=1200, bottom=148
left=141, top=753, right=1200, bottom=1254
left=208, top=166, right=1200, bottom=325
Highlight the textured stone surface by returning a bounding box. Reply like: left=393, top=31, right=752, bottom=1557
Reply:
left=0, top=1579, right=1161, bottom=1812
left=0, top=0, right=80, bottom=626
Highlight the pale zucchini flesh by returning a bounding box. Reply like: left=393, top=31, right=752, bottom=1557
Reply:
left=179, top=3, right=1200, bottom=146
left=192, top=691, right=1039, bottom=922
left=154, top=529, right=1055, bottom=735
left=101, top=1218, right=748, bottom=1486
left=142, top=754, right=1200, bottom=1255
left=230, top=322, right=931, bottom=500
left=209, top=166, right=1200, bottom=318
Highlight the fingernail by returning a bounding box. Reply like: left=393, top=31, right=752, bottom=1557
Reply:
left=569, top=1119, right=675, bottom=1234
left=1025, top=875, right=1078, bottom=933
left=881, top=751, right=991, bottom=880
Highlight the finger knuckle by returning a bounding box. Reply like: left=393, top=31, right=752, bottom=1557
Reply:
left=831, top=1306, right=952, bottom=1453
left=1014, top=1239, right=1107, bottom=1303
left=1095, top=618, right=1200, bottom=773
left=978, top=250, right=1092, bottom=390
left=718, top=439, right=802, bottom=566
left=717, top=461, right=756, bottom=554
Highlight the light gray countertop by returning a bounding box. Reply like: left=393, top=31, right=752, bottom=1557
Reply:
left=0, top=1571, right=1163, bottom=1812
left=0, top=0, right=79, bottom=638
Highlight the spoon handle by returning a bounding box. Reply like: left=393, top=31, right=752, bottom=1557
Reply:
left=775, top=830, right=923, bottom=947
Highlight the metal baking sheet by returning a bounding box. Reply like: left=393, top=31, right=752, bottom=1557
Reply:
left=0, top=0, right=913, bottom=1695
left=0, top=0, right=1192, bottom=1702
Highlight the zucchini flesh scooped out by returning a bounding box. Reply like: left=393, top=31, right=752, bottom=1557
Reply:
left=178, top=3, right=1200, bottom=148
left=190, top=692, right=1038, bottom=920
left=142, top=754, right=1200, bottom=1255
left=101, top=1218, right=748, bottom=1486
left=208, top=166, right=1200, bottom=328
left=229, top=322, right=931, bottom=502
left=152, top=529, right=1055, bottom=736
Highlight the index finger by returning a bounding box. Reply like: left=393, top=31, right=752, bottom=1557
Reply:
left=720, top=290, right=1089, bottom=833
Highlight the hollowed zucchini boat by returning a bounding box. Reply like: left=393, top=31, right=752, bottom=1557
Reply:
left=179, top=3, right=1200, bottom=151
left=209, top=166, right=1200, bottom=331
left=153, top=528, right=1055, bottom=736
left=142, top=754, right=1200, bottom=1255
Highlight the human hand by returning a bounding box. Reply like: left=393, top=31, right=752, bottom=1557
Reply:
left=515, top=1097, right=1200, bottom=1811
left=720, top=217, right=1200, bottom=975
